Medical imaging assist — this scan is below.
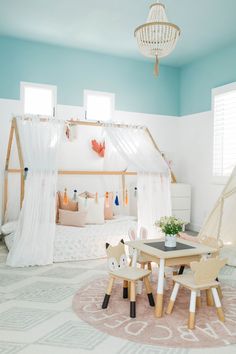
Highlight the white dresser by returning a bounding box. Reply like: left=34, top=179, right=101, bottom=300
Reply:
left=171, top=183, right=191, bottom=225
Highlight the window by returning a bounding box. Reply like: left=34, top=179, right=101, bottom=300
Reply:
left=21, top=82, right=57, bottom=116
left=84, top=90, right=115, bottom=122
left=212, top=83, right=236, bottom=180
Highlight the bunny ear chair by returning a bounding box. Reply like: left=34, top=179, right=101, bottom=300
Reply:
left=128, top=228, right=137, bottom=260
left=139, top=226, right=148, bottom=240
left=128, top=228, right=137, bottom=241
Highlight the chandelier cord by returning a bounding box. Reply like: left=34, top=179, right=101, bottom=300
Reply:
left=154, top=55, right=159, bottom=77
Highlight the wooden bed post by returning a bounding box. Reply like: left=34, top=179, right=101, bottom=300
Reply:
left=2, top=118, right=25, bottom=223
left=145, top=127, right=177, bottom=183
left=13, top=118, right=25, bottom=209
left=3, top=120, right=15, bottom=223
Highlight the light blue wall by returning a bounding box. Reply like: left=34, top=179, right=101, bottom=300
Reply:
left=0, top=36, right=180, bottom=116
left=180, top=43, right=236, bottom=116
left=2, top=36, right=236, bottom=117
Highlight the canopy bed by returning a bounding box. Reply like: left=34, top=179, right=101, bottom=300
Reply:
left=2, top=116, right=174, bottom=267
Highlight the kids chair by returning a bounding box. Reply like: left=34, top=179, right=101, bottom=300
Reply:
left=166, top=257, right=227, bottom=329
left=102, top=239, right=155, bottom=318
left=178, top=234, right=224, bottom=302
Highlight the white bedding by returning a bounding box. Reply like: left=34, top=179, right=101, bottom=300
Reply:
left=5, top=216, right=137, bottom=262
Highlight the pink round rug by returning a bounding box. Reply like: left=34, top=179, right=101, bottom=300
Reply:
left=73, top=276, right=236, bottom=348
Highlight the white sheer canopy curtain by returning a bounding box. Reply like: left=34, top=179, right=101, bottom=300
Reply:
left=7, top=117, right=63, bottom=267
left=104, top=124, right=172, bottom=236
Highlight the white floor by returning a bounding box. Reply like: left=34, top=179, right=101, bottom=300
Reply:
left=0, top=241, right=235, bottom=354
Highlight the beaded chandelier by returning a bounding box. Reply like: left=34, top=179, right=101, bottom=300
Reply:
left=134, top=1, right=180, bottom=76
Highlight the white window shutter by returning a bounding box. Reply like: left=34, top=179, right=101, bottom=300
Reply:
left=213, top=87, right=236, bottom=177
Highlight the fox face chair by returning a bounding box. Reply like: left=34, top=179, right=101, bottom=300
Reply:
left=106, top=239, right=128, bottom=271
left=102, top=239, right=155, bottom=318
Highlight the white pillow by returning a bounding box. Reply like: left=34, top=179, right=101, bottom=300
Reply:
left=78, top=197, right=104, bottom=224
left=1, top=221, right=18, bottom=235
left=220, top=246, right=236, bottom=267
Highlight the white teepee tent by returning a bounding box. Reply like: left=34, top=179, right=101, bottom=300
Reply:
left=199, top=166, right=236, bottom=245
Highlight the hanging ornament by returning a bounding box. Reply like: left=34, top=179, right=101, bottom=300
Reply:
left=114, top=193, right=119, bottom=206
left=105, top=192, right=109, bottom=208
left=95, top=192, right=98, bottom=204
left=73, top=189, right=77, bottom=201
left=65, top=124, right=70, bottom=140
left=91, top=139, right=105, bottom=157
left=63, top=188, right=69, bottom=205
left=134, top=187, right=138, bottom=197
left=125, top=189, right=129, bottom=206
left=24, top=167, right=29, bottom=180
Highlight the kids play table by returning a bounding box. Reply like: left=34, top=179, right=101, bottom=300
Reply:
left=126, top=237, right=217, bottom=318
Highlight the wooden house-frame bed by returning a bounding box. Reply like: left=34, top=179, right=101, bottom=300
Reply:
left=3, top=117, right=176, bottom=263
left=3, top=117, right=176, bottom=223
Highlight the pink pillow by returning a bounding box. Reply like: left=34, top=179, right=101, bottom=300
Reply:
left=104, top=192, right=114, bottom=220
left=58, top=209, right=87, bottom=227
left=58, top=192, right=78, bottom=211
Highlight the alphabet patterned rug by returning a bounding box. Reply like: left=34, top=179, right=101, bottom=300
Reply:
left=73, top=276, right=236, bottom=349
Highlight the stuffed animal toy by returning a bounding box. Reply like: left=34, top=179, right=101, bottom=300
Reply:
left=106, top=239, right=127, bottom=271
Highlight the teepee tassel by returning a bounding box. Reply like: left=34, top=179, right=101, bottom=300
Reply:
left=63, top=188, right=69, bottom=205
left=105, top=192, right=109, bottom=208
left=24, top=167, right=29, bottom=180
left=95, top=192, right=98, bottom=203
left=125, top=189, right=129, bottom=206
left=73, top=189, right=77, bottom=201
left=154, top=55, right=159, bottom=77
left=114, top=193, right=119, bottom=206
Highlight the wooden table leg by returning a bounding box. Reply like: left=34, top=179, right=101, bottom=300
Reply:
left=155, top=258, right=165, bottom=318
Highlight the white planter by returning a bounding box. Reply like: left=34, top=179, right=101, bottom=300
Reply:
left=165, top=234, right=177, bottom=248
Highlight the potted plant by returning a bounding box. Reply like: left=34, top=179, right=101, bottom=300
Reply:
left=155, top=216, right=184, bottom=248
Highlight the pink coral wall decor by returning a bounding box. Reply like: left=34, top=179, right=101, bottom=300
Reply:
left=91, top=139, right=105, bottom=157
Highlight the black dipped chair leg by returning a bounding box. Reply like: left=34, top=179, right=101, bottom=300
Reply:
left=130, top=301, right=136, bottom=318
left=147, top=292, right=155, bottom=307
left=102, top=294, right=110, bottom=309
left=102, top=276, right=114, bottom=309
left=123, top=280, right=128, bottom=299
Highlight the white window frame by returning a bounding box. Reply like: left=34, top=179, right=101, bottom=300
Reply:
left=212, top=82, right=236, bottom=184
left=20, top=81, right=57, bottom=117
left=84, top=89, right=115, bottom=122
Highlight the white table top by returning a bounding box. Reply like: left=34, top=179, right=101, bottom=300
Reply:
left=126, top=238, right=217, bottom=259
